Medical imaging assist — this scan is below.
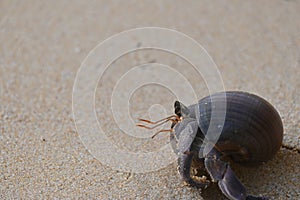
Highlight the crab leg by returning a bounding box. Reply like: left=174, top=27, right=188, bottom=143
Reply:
left=204, top=148, right=267, bottom=200
left=178, top=152, right=209, bottom=188
left=176, top=120, right=209, bottom=188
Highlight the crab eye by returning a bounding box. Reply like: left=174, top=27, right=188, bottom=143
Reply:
left=174, top=101, right=182, bottom=117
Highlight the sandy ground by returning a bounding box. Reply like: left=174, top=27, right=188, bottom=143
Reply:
left=0, top=1, right=299, bottom=199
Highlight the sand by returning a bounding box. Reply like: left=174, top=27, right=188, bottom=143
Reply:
left=1, top=1, right=299, bottom=199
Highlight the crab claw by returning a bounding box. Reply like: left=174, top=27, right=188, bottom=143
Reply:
left=218, top=164, right=247, bottom=200
left=204, top=148, right=268, bottom=200
left=178, top=152, right=209, bottom=188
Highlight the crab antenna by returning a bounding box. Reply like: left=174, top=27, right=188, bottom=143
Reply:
left=137, top=115, right=182, bottom=139
left=151, top=129, right=174, bottom=138
left=137, top=118, right=172, bottom=130
left=138, top=115, right=177, bottom=124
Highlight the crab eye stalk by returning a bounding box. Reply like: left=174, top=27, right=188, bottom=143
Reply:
left=174, top=101, right=182, bottom=118
left=174, top=101, right=190, bottom=118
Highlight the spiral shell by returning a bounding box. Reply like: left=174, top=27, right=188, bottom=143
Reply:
left=197, top=91, right=283, bottom=164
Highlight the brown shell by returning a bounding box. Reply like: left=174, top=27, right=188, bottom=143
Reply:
left=197, top=91, right=283, bottom=164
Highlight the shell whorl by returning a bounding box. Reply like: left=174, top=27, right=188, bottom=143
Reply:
left=197, top=91, right=283, bottom=163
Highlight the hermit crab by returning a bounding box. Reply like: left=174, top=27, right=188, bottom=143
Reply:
left=138, top=91, right=283, bottom=200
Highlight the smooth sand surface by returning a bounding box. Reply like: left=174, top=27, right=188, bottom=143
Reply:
left=1, top=1, right=299, bottom=199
